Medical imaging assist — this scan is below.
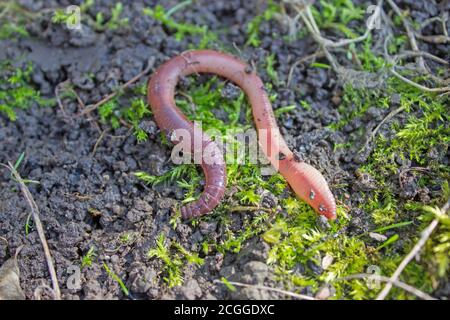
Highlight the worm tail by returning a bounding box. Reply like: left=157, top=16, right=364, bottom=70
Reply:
left=180, top=162, right=226, bottom=219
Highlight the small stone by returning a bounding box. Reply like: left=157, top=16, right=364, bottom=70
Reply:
left=391, top=93, right=401, bottom=105
left=242, top=261, right=269, bottom=283
left=331, top=94, right=341, bottom=106
left=134, top=199, right=153, bottom=213
left=156, top=198, right=177, bottom=210
left=321, top=253, right=334, bottom=270
left=213, top=253, right=224, bottom=272
left=221, top=82, right=241, bottom=100
left=129, top=267, right=157, bottom=294
left=418, top=187, right=431, bottom=203
left=112, top=205, right=123, bottom=215
left=317, top=215, right=331, bottom=230
left=369, top=232, right=387, bottom=242
left=179, top=279, right=202, bottom=300
left=83, top=279, right=104, bottom=300
left=0, top=257, right=25, bottom=300
left=199, top=221, right=217, bottom=235
left=68, top=26, right=97, bottom=47
left=139, top=120, right=157, bottom=136
left=126, top=209, right=147, bottom=223
left=315, top=285, right=335, bottom=300
left=220, top=265, right=235, bottom=278
left=307, top=260, right=323, bottom=275
left=176, top=224, right=192, bottom=239
left=110, top=255, right=120, bottom=264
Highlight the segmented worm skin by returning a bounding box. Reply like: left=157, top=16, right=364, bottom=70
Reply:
left=148, top=50, right=336, bottom=220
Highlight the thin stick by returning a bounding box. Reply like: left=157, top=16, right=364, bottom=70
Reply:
left=0, top=236, right=8, bottom=244
left=91, top=129, right=107, bottom=157
left=395, top=51, right=449, bottom=65
left=228, top=205, right=273, bottom=213
left=360, top=106, right=405, bottom=152
left=34, top=283, right=57, bottom=300
left=386, top=0, right=425, bottom=70
left=54, top=80, right=70, bottom=118
left=166, top=0, right=192, bottom=18
left=214, top=279, right=317, bottom=300
left=78, top=58, right=154, bottom=117
left=338, top=274, right=436, bottom=300
left=389, top=68, right=450, bottom=93
left=71, top=86, right=87, bottom=110
left=383, top=31, right=449, bottom=92
left=293, top=1, right=382, bottom=74
left=297, top=10, right=339, bottom=71
left=55, top=80, right=88, bottom=117
left=296, top=1, right=382, bottom=48
left=2, top=162, right=61, bottom=300
left=399, top=167, right=430, bottom=188
left=287, top=51, right=324, bottom=87
left=415, top=33, right=450, bottom=44
left=294, top=1, right=448, bottom=93
left=442, top=12, right=449, bottom=38
left=0, top=3, right=10, bottom=20
left=376, top=199, right=450, bottom=300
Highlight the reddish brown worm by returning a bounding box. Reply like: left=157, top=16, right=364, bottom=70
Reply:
left=148, top=50, right=336, bottom=220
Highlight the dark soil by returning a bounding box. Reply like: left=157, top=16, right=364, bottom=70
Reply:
left=0, top=0, right=448, bottom=300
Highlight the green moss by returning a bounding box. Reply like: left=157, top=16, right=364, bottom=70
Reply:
left=143, top=5, right=217, bottom=49
left=263, top=200, right=374, bottom=299
left=420, top=204, right=450, bottom=279
left=103, top=262, right=129, bottom=296
left=0, top=62, right=53, bottom=122
left=106, top=2, right=129, bottom=30
left=52, top=8, right=79, bottom=25
left=98, top=92, right=152, bottom=142
left=245, top=0, right=279, bottom=47
left=132, top=53, right=389, bottom=298
left=0, top=22, right=28, bottom=40
left=0, top=2, right=30, bottom=40
left=135, top=163, right=200, bottom=203
left=134, top=0, right=449, bottom=298
left=52, top=1, right=128, bottom=31
left=148, top=233, right=203, bottom=288
left=265, top=54, right=279, bottom=85
left=311, top=0, right=365, bottom=37
left=81, top=246, right=96, bottom=269
left=330, top=82, right=389, bottom=130
left=330, top=39, right=449, bottom=299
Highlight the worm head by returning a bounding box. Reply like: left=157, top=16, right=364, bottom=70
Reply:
left=289, top=162, right=337, bottom=220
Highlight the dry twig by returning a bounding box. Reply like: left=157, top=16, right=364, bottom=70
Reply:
left=360, top=106, right=405, bottom=153
left=386, top=0, right=426, bottom=70
left=376, top=199, right=450, bottom=300
left=0, top=236, right=8, bottom=245
left=91, top=129, right=108, bottom=157
left=214, top=279, right=317, bottom=300
left=389, top=68, right=450, bottom=93
left=1, top=162, right=61, bottom=300
left=54, top=80, right=70, bottom=118
left=287, top=51, right=325, bottom=87
left=398, top=167, right=431, bottom=188
left=339, top=273, right=436, bottom=300
left=78, top=57, right=154, bottom=117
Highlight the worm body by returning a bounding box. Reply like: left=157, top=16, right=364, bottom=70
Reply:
left=148, top=50, right=336, bottom=220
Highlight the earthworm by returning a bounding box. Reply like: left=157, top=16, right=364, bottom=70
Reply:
left=147, top=50, right=336, bottom=220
